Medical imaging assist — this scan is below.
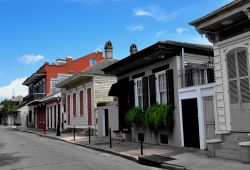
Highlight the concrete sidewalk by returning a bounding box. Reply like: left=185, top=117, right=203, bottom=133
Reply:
left=15, top=127, right=250, bottom=170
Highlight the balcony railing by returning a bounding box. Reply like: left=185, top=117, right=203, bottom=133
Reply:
left=179, top=61, right=215, bottom=88
left=24, top=93, right=46, bottom=103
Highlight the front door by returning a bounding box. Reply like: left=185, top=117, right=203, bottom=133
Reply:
left=182, top=98, right=200, bottom=148
left=227, top=48, right=250, bottom=131
left=203, top=97, right=216, bottom=147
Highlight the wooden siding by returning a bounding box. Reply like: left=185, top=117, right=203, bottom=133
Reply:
left=93, top=75, right=117, bottom=107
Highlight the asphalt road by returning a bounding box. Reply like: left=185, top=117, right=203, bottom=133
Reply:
left=0, top=127, right=160, bottom=170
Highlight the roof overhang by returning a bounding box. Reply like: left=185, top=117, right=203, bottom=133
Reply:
left=103, top=42, right=213, bottom=75
left=57, top=73, right=93, bottom=88
left=39, top=92, right=61, bottom=103
left=190, top=0, right=250, bottom=43
left=23, top=73, right=46, bottom=86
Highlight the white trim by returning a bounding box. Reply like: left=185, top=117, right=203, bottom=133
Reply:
left=134, top=77, right=143, bottom=108
left=178, top=83, right=215, bottom=150
left=155, top=70, right=167, bottom=104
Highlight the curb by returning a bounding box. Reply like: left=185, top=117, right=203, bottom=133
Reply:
left=19, top=128, right=186, bottom=169
left=19, top=129, right=138, bottom=163
left=161, top=163, right=186, bottom=170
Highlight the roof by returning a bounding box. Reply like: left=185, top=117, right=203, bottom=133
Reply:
left=83, top=59, right=118, bottom=75
left=190, top=0, right=246, bottom=26
left=103, top=40, right=213, bottom=75
left=22, top=73, right=45, bottom=86
left=57, top=59, right=118, bottom=88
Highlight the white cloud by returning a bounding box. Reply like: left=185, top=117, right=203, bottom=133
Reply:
left=176, top=28, right=189, bottom=35
left=133, top=6, right=166, bottom=21
left=0, top=77, right=28, bottom=101
left=126, top=24, right=144, bottom=32
left=19, top=54, right=44, bottom=65
left=133, top=6, right=191, bottom=22
left=155, top=30, right=165, bottom=39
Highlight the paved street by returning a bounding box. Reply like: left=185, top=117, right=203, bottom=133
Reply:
left=0, top=127, right=160, bottom=170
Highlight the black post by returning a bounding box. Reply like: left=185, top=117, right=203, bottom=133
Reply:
left=88, top=126, right=91, bottom=144
left=141, top=140, right=143, bottom=155
left=109, top=128, right=112, bottom=148
left=73, top=126, right=76, bottom=141
left=43, top=122, right=46, bottom=134
left=56, top=102, right=61, bottom=136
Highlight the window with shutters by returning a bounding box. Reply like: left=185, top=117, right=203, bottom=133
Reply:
left=156, top=71, right=167, bottom=105
left=134, top=78, right=143, bottom=109
left=227, top=48, right=250, bottom=104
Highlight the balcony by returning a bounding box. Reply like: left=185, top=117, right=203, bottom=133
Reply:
left=179, top=61, right=215, bottom=88
left=24, top=93, right=46, bottom=103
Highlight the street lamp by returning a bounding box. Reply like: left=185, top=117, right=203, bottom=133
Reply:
left=56, top=96, right=61, bottom=136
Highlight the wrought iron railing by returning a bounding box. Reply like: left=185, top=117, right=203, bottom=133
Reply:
left=24, top=93, right=46, bottom=103
left=179, top=60, right=215, bottom=88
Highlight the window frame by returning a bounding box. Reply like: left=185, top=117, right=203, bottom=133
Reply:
left=134, top=77, right=143, bottom=109
left=155, top=70, right=167, bottom=105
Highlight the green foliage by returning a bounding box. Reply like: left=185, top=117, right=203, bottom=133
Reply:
left=0, top=99, right=19, bottom=116
left=125, top=107, right=144, bottom=127
left=144, top=104, right=174, bottom=134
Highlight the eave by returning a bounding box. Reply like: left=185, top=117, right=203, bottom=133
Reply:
left=23, top=73, right=46, bottom=86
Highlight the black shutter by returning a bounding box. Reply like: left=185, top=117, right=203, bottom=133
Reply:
left=149, top=74, right=156, bottom=105
left=142, top=76, right=149, bottom=110
left=128, top=80, right=135, bottom=107
left=166, top=69, right=175, bottom=105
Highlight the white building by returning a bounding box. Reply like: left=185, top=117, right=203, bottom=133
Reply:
left=191, top=0, right=250, bottom=162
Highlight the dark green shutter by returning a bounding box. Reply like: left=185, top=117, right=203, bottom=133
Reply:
left=149, top=74, right=156, bottom=105
left=142, top=76, right=149, bottom=110
left=129, top=80, right=135, bottom=107
left=166, top=69, right=175, bottom=105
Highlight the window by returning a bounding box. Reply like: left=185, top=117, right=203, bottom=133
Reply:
left=135, top=78, right=143, bottom=109
left=156, top=71, right=167, bottom=105
left=90, top=58, right=97, bottom=66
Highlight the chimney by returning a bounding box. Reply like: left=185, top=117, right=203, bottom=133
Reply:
left=130, top=43, right=138, bottom=55
left=104, top=40, right=113, bottom=59
left=66, top=56, right=73, bottom=63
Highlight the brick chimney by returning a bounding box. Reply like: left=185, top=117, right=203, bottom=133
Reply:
left=104, top=40, right=113, bottom=59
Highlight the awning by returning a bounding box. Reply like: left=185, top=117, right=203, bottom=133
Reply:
left=108, top=82, right=119, bottom=96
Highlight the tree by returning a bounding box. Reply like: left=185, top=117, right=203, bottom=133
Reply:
left=0, top=99, right=20, bottom=125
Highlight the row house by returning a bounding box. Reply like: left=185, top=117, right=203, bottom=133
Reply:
left=57, top=41, right=117, bottom=132
left=191, top=0, right=250, bottom=162
left=23, top=53, right=104, bottom=129
left=103, top=40, right=214, bottom=147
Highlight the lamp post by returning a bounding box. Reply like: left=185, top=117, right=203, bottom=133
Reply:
left=56, top=96, right=61, bottom=136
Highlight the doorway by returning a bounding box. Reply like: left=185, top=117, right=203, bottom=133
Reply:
left=182, top=98, right=200, bottom=148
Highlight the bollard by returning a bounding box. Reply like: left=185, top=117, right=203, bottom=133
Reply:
left=73, top=126, right=76, bottom=141
left=109, top=128, right=112, bottom=148
left=44, top=122, right=46, bottom=134
left=88, top=127, right=91, bottom=144
left=141, top=140, right=143, bottom=155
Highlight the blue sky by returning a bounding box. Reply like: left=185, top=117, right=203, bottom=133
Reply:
left=0, top=0, right=231, bottom=100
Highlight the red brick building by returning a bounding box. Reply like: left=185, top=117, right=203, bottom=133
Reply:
left=23, top=52, right=104, bottom=129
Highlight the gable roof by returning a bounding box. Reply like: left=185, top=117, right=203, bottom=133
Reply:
left=57, top=59, right=118, bottom=88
